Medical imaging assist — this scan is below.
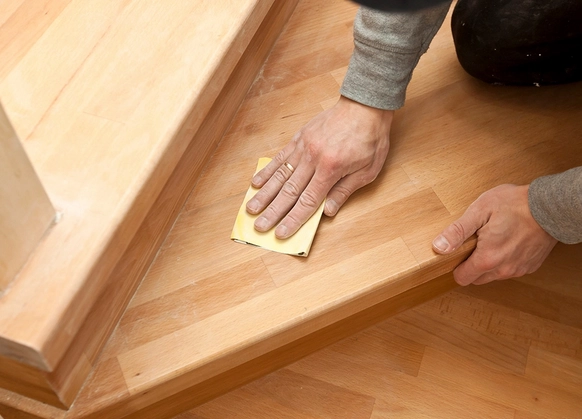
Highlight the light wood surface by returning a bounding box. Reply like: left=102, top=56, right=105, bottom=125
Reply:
left=0, top=103, right=53, bottom=292
left=1, top=0, right=582, bottom=417
left=0, top=0, right=285, bottom=408
left=185, top=242, right=582, bottom=418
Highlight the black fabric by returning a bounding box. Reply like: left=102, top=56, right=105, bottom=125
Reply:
left=353, top=0, right=449, bottom=12
left=451, top=0, right=582, bottom=85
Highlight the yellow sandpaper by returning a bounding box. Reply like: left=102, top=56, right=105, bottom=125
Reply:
left=231, top=157, right=325, bottom=257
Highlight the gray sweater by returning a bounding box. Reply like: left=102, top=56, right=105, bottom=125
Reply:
left=340, top=5, right=582, bottom=244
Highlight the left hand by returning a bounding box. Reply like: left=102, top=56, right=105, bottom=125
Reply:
left=246, top=96, right=393, bottom=239
left=432, top=184, right=558, bottom=286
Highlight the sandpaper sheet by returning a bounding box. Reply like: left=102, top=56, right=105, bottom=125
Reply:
left=231, top=157, right=324, bottom=256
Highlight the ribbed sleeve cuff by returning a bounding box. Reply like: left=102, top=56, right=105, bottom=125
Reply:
left=340, top=41, right=417, bottom=110
left=528, top=167, right=582, bottom=244
left=340, top=4, right=451, bottom=110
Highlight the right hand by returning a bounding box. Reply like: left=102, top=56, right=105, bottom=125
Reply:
left=432, top=184, right=558, bottom=286
left=246, top=96, right=394, bottom=239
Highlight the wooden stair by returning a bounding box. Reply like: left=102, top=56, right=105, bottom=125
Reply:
left=0, top=0, right=298, bottom=413
left=2, top=0, right=582, bottom=418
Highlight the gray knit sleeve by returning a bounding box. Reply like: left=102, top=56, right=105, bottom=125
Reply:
left=528, top=167, right=582, bottom=244
left=340, top=2, right=452, bottom=110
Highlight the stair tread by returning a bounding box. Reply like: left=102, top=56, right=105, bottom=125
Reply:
left=2, top=0, right=582, bottom=417
left=0, top=0, right=273, bottom=375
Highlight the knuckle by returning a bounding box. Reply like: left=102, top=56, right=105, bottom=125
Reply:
left=261, top=205, right=278, bottom=219
left=514, top=267, right=529, bottom=278
left=474, top=255, right=497, bottom=272
left=495, top=266, right=516, bottom=280
left=306, top=140, right=322, bottom=157
left=291, top=131, right=302, bottom=143
left=272, top=168, right=289, bottom=184
left=284, top=211, right=302, bottom=227
left=333, top=184, right=352, bottom=201
left=280, top=179, right=302, bottom=198
left=297, top=189, right=320, bottom=209
left=449, top=222, right=468, bottom=241
left=273, top=150, right=286, bottom=165
left=359, top=169, right=378, bottom=185
left=250, top=187, right=270, bottom=205
left=318, top=154, right=351, bottom=182
left=319, top=153, right=341, bottom=170
left=525, top=263, right=540, bottom=275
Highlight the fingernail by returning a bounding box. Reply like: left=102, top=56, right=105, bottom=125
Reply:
left=255, top=216, right=269, bottom=231
left=325, top=200, right=338, bottom=216
left=433, top=235, right=451, bottom=252
left=247, top=199, right=259, bottom=213
left=275, top=224, right=288, bottom=239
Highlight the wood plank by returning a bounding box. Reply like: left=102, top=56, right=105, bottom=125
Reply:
left=0, top=104, right=53, bottom=292
left=0, top=0, right=275, bottom=371
left=0, top=0, right=73, bottom=82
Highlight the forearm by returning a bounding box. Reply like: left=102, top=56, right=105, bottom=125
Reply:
left=528, top=167, right=582, bottom=244
left=340, top=2, right=452, bottom=110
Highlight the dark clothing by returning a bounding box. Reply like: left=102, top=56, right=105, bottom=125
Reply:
left=451, top=0, right=582, bottom=86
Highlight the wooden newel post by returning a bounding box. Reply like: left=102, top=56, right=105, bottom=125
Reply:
left=0, top=103, right=55, bottom=292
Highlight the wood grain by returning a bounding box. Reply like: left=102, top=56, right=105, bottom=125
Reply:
left=0, top=0, right=288, bottom=408
left=186, top=246, right=582, bottom=419
left=2, top=0, right=582, bottom=417
left=0, top=103, right=53, bottom=292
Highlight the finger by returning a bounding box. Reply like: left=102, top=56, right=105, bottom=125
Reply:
left=452, top=248, right=493, bottom=286
left=432, top=203, right=490, bottom=254
left=275, top=171, right=338, bottom=239
left=254, top=165, right=315, bottom=234
left=324, top=171, right=372, bottom=216
left=453, top=263, right=497, bottom=286
left=471, top=275, right=498, bottom=285
left=246, top=154, right=301, bottom=215
left=251, top=138, right=299, bottom=188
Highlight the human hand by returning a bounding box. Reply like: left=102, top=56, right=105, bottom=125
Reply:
left=432, top=184, right=558, bottom=285
left=246, top=96, right=394, bottom=239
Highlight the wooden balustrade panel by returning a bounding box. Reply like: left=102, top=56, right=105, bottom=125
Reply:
left=0, top=104, right=53, bottom=292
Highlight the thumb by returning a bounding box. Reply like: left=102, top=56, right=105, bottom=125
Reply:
left=432, top=204, right=489, bottom=254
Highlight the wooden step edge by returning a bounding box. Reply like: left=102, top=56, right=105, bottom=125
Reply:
left=0, top=0, right=300, bottom=413
left=132, top=272, right=459, bottom=419
left=78, top=249, right=469, bottom=419
left=0, top=269, right=461, bottom=419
